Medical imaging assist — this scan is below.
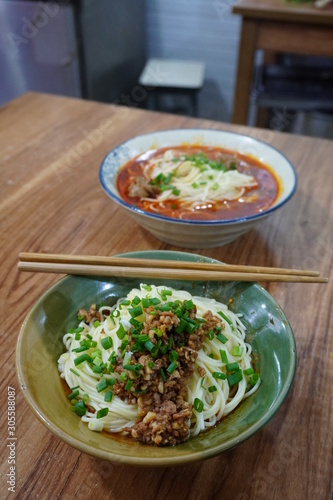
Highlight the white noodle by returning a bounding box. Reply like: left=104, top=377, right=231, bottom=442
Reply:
left=141, top=150, right=258, bottom=208
left=58, top=284, right=260, bottom=437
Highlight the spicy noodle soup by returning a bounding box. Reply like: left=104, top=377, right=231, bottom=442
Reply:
left=116, top=145, right=281, bottom=221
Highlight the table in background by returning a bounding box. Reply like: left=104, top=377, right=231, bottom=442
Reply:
left=232, top=0, right=333, bottom=125
left=0, top=93, right=332, bottom=500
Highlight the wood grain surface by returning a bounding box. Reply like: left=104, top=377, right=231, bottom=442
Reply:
left=233, top=0, right=333, bottom=24
left=231, top=0, right=333, bottom=124
left=0, top=93, right=332, bottom=500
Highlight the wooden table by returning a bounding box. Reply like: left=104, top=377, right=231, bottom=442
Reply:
left=0, top=93, right=332, bottom=500
left=232, top=0, right=333, bottom=124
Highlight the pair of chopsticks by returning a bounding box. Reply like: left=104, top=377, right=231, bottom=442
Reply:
left=18, top=252, right=328, bottom=283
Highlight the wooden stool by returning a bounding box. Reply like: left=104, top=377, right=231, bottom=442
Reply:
left=139, top=58, right=205, bottom=116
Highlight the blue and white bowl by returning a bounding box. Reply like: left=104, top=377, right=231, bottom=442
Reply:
left=99, top=129, right=297, bottom=248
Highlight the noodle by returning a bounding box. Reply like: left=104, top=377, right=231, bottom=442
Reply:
left=58, top=284, right=260, bottom=444
left=142, top=150, right=258, bottom=208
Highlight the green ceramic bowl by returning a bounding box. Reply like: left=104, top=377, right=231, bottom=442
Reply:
left=16, top=250, right=296, bottom=466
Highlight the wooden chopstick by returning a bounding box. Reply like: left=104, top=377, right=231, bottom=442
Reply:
left=19, top=252, right=320, bottom=277
left=17, top=257, right=328, bottom=283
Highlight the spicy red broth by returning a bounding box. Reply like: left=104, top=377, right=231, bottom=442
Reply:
left=116, top=145, right=281, bottom=221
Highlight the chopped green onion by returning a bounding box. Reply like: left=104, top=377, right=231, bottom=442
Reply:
left=74, top=400, right=86, bottom=416
left=129, top=305, right=143, bottom=318
left=129, top=318, right=141, bottom=328
left=93, top=365, right=103, bottom=373
left=101, top=336, right=113, bottom=350
left=74, top=353, right=92, bottom=366
left=120, top=372, right=127, bottom=381
left=207, top=330, right=215, bottom=340
left=91, top=349, right=102, bottom=359
left=116, top=323, right=127, bottom=339
left=217, top=332, right=228, bottom=344
left=193, top=398, right=204, bottom=413
left=123, top=364, right=143, bottom=372
left=96, top=407, right=109, bottom=419
left=131, top=296, right=141, bottom=306
left=144, top=340, right=155, bottom=352
left=68, top=389, right=79, bottom=400
left=141, top=298, right=150, bottom=308
left=150, top=298, right=161, bottom=306
left=218, top=310, right=232, bottom=326
left=75, top=332, right=81, bottom=341
left=232, top=345, right=244, bottom=357
left=125, top=380, right=133, bottom=391
left=226, top=362, right=239, bottom=372
left=108, top=351, right=116, bottom=362
left=184, top=321, right=197, bottom=334
left=160, top=344, right=167, bottom=355
left=72, top=345, right=89, bottom=353
left=157, top=304, right=173, bottom=312
left=120, top=337, right=129, bottom=351
left=148, top=361, right=155, bottom=369
left=185, top=299, right=194, bottom=310
left=142, top=284, right=152, bottom=291
left=120, top=299, right=130, bottom=306
left=150, top=345, right=159, bottom=357
left=169, top=350, right=178, bottom=362
left=175, top=318, right=187, bottom=334
left=160, top=369, right=166, bottom=382
left=213, top=371, right=227, bottom=380
left=249, top=373, right=260, bottom=387
left=243, top=367, right=254, bottom=376
left=160, top=184, right=173, bottom=192
left=208, top=385, right=217, bottom=393
left=93, top=320, right=100, bottom=328
left=220, top=350, right=228, bottom=364
left=167, top=361, right=178, bottom=374
left=185, top=317, right=197, bottom=326
left=123, top=351, right=132, bottom=365
left=93, top=356, right=103, bottom=366
left=70, top=368, right=80, bottom=377
left=227, top=369, right=243, bottom=387
left=138, top=334, right=149, bottom=343
left=96, top=379, right=108, bottom=393
left=104, top=391, right=112, bottom=402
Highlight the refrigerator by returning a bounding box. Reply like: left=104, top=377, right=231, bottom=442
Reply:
left=0, top=0, right=146, bottom=106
